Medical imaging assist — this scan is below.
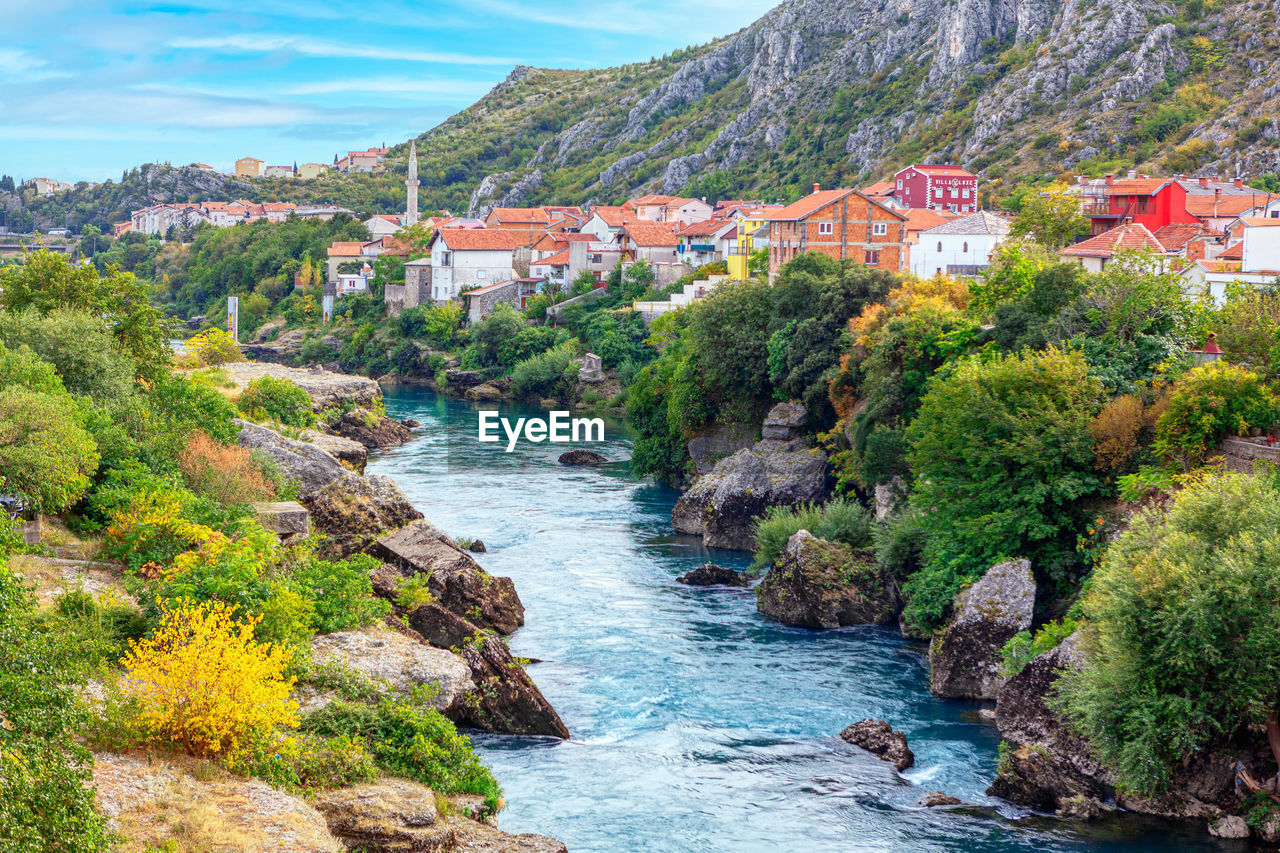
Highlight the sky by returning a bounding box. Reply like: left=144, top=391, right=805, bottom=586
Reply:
left=0, top=0, right=781, bottom=183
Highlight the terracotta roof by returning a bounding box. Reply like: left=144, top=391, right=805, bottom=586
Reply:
left=676, top=219, right=730, bottom=237
left=630, top=194, right=680, bottom=206
left=862, top=181, right=896, bottom=196
left=1218, top=243, right=1244, bottom=260
left=1152, top=223, right=1208, bottom=252
left=328, top=241, right=373, bottom=257
left=437, top=228, right=518, bottom=251
left=767, top=189, right=857, bottom=221
left=622, top=221, right=679, bottom=247
left=590, top=206, right=633, bottom=227
left=534, top=248, right=571, bottom=267
left=463, top=279, right=519, bottom=296
left=922, top=211, right=1010, bottom=237
left=1060, top=223, right=1166, bottom=258
left=1240, top=217, right=1280, bottom=227
left=901, top=164, right=975, bottom=178
left=1104, top=179, right=1172, bottom=196
left=543, top=206, right=585, bottom=218
left=1186, top=195, right=1264, bottom=218
left=487, top=207, right=550, bottom=225
left=534, top=232, right=599, bottom=250
left=902, top=208, right=955, bottom=233
left=1201, top=259, right=1243, bottom=272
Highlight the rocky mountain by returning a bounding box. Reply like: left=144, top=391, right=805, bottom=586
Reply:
left=397, top=0, right=1280, bottom=215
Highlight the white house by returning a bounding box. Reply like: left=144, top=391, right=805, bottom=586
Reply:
left=675, top=219, right=737, bottom=266
left=365, top=214, right=404, bottom=238
left=1242, top=217, right=1280, bottom=270
left=911, top=211, right=1010, bottom=277
left=1059, top=222, right=1172, bottom=274
left=427, top=228, right=517, bottom=304
left=581, top=206, right=632, bottom=243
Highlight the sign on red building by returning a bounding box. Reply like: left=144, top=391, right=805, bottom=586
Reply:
left=894, top=165, right=979, bottom=213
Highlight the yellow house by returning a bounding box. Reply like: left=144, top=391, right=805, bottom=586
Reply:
left=234, top=157, right=265, bottom=179
left=726, top=205, right=779, bottom=280
left=297, top=162, right=329, bottom=180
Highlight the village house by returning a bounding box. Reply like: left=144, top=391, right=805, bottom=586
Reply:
left=484, top=207, right=551, bottom=250
left=1083, top=176, right=1199, bottom=236
left=365, top=214, right=404, bottom=238
left=630, top=194, right=714, bottom=225
left=543, top=206, right=587, bottom=232
left=426, top=228, right=518, bottom=304
left=1058, top=222, right=1172, bottom=274
left=531, top=231, right=599, bottom=262
left=910, top=211, right=1010, bottom=277
left=1181, top=219, right=1280, bottom=304
left=294, top=205, right=356, bottom=221
left=581, top=206, right=633, bottom=243
left=724, top=204, right=782, bottom=279
left=335, top=147, right=388, bottom=173
left=263, top=165, right=294, bottom=179
left=893, top=165, right=979, bottom=213
left=530, top=240, right=623, bottom=288
left=619, top=221, right=680, bottom=264
left=765, top=185, right=909, bottom=276
left=297, top=162, right=329, bottom=180
left=675, top=219, right=737, bottom=267
left=234, top=157, right=265, bottom=179
left=325, top=240, right=386, bottom=285
left=462, top=278, right=542, bottom=322
left=31, top=177, right=73, bottom=195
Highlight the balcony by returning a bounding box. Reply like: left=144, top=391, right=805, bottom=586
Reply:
left=1081, top=200, right=1117, bottom=217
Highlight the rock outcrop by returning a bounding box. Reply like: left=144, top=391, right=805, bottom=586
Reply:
left=300, top=429, right=369, bottom=471
left=238, top=421, right=422, bottom=558
left=760, top=401, right=807, bottom=441
left=676, top=563, right=749, bottom=587
left=222, top=362, right=381, bottom=410
left=755, top=530, right=899, bottom=628
left=672, top=441, right=827, bottom=551
left=307, top=625, right=473, bottom=714
left=372, top=521, right=524, bottom=635
left=840, top=719, right=914, bottom=771
left=686, top=423, right=756, bottom=476
left=324, top=407, right=415, bottom=449
left=251, top=500, right=311, bottom=540
left=405, top=601, right=570, bottom=739
left=558, top=449, right=607, bottom=466
left=928, top=559, right=1034, bottom=699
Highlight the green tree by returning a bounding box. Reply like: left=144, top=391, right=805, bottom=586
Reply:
left=904, top=347, right=1107, bottom=630
left=0, top=389, right=100, bottom=512
left=0, top=308, right=136, bottom=403
left=1009, top=182, right=1089, bottom=249
left=1058, top=471, right=1280, bottom=794
left=967, top=240, right=1057, bottom=317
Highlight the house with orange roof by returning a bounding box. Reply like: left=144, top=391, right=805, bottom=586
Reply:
left=1152, top=223, right=1213, bottom=261
left=365, top=214, right=404, bottom=238
left=1181, top=218, right=1280, bottom=303
left=675, top=219, right=737, bottom=266
left=484, top=207, right=551, bottom=249
left=894, top=165, right=978, bottom=213
left=531, top=231, right=600, bottom=261
left=1058, top=222, right=1171, bottom=273
left=765, top=184, right=909, bottom=276
left=629, top=194, right=714, bottom=225
left=581, top=206, right=634, bottom=243
left=234, top=157, right=265, bottom=179
left=619, top=221, right=680, bottom=265
left=426, top=228, right=517, bottom=303
left=325, top=239, right=386, bottom=284
left=1084, top=175, right=1198, bottom=236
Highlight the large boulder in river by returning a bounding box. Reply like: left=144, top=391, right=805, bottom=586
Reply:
left=840, top=719, right=914, bottom=771
left=672, top=444, right=827, bottom=551
left=558, top=449, right=606, bottom=466
left=371, top=521, right=524, bottom=635
left=222, top=362, right=380, bottom=410
left=301, top=429, right=369, bottom=471
left=756, top=531, right=900, bottom=628
left=405, top=601, right=570, bottom=739
left=676, top=563, right=748, bottom=587
left=928, top=559, right=1035, bottom=699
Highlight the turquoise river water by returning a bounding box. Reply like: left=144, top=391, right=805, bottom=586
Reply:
left=368, top=388, right=1232, bottom=853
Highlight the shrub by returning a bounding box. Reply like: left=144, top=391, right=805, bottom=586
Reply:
left=1154, top=362, right=1278, bottom=468
left=188, top=328, right=244, bottom=366
left=0, top=307, right=136, bottom=402
left=510, top=343, right=577, bottom=399
left=302, top=691, right=502, bottom=813
left=874, top=510, right=930, bottom=579
left=1089, top=394, right=1147, bottom=474
left=122, top=599, right=298, bottom=758
left=291, top=554, right=389, bottom=634
left=904, top=348, right=1107, bottom=632
left=0, top=556, right=112, bottom=852
left=0, top=388, right=100, bottom=513
left=1057, top=471, right=1280, bottom=794
left=749, top=497, right=872, bottom=572
left=238, top=376, right=317, bottom=428
left=0, top=342, right=64, bottom=393
left=228, top=732, right=378, bottom=793
left=1000, top=616, right=1077, bottom=677
left=177, top=431, right=277, bottom=506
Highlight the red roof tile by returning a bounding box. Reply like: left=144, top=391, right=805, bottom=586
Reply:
left=1104, top=179, right=1172, bottom=196
left=1186, top=195, right=1265, bottom=217
left=1060, top=223, right=1166, bottom=258
left=1240, top=217, right=1280, bottom=227
left=766, top=189, right=857, bottom=221
left=622, top=221, right=679, bottom=247
left=534, top=248, right=571, bottom=266
left=901, top=164, right=975, bottom=178
left=1218, top=243, right=1244, bottom=260
left=486, top=207, right=550, bottom=225
left=590, top=206, right=633, bottom=227
left=676, top=219, right=730, bottom=237
left=328, top=241, right=374, bottom=257
left=1152, top=223, right=1208, bottom=252
left=902, top=208, right=956, bottom=233
left=437, top=228, right=518, bottom=251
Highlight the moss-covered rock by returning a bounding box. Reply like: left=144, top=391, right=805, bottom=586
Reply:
left=755, top=530, right=900, bottom=629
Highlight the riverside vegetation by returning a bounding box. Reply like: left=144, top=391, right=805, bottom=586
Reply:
left=0, top=255, right=511, bottom=851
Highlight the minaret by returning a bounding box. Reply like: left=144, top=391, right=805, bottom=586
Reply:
left=405, top=141, right=419, bottom=227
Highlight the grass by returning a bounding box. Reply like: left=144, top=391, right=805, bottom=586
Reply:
left=748, top=497, right=873, bottom=572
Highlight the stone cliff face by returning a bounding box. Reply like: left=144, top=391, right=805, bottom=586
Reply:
left=401, top=0, right=1280, bottom=215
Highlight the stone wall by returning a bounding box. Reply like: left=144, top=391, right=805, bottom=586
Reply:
left=466, top=280, right=523, bottom=323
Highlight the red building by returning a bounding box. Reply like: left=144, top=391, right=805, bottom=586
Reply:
left=1085, top=177, right=1199, bottom=236
left=893, top=165, right=979, bottom=213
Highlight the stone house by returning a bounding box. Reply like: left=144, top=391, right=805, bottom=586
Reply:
left=427, top=228, right=517, bottom=304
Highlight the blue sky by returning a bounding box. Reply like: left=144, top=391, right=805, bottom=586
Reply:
left=0, top=0, right=780, bottom=183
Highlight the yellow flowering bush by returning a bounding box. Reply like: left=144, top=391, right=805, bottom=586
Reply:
left=121, top=600, right=298, bottom=757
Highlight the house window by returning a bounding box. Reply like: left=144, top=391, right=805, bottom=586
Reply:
left=896, top=180, right=903, bottom=190
left=936, top=241, right=943, bottom=252
left=963, top=242, right=969, bottom=253
left=818, top=222, right=834, bottom=235
left=872, top=222, right=888, bottom=237
left=478, top=269, right=487, bottom=279
left=865, top=250, right=880, bottom=266
left=440, top=251, right=451, bottom=267
left=962, top=188, right=970, bottom=199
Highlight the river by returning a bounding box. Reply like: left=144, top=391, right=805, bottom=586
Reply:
left=368, top=388, right=1228, bottom=853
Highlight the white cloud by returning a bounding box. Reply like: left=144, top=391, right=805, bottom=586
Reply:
left=283, top=76, right=495, bottom=97
left=168, top=34, right=515, bottom=66
left=0, top=49, right=72, bottom=82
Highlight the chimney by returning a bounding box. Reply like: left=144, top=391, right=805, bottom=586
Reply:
left=1199, top=177, right=1210, bottom=188
left=1127, top=169, right=1137, bottom=179
left=1234, top=177, right=1245, bottom=189
left=1215, top=188, right=1222, bottom=204
left=1105, top=174, right=1115, bottom=186
left=813, top=183, right=821, bottom=194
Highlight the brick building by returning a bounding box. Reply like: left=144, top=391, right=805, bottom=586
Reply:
left=894, top=165, right=979, bottom=213
left=766, top=185, right=908, bottom=276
